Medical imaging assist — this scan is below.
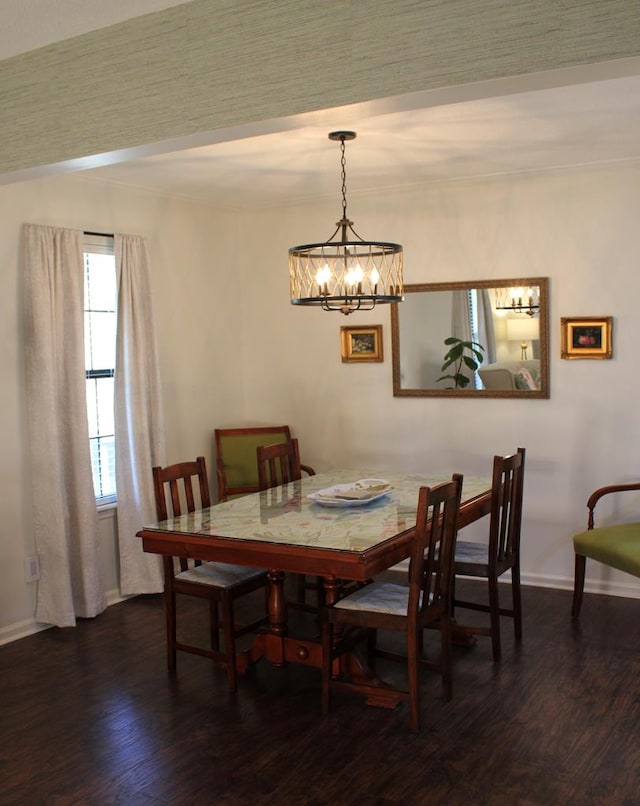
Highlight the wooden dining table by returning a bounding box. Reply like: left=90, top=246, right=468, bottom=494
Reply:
left=138, top=469, right=492, bottom=706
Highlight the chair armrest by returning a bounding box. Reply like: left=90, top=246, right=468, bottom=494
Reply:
left=301, top=464, right=316, bottom=477
left=587, top=482, right=640, bottom=529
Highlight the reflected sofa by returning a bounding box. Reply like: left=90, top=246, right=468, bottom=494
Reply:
left=478, top=360, right=540, bottom=391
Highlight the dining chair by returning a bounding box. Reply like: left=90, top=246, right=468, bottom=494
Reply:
left=571, top=481, right=640, bottom=618
left=152, top=456, right=268, bottom=690
left=321, top=474, right=463, bottom=733
left=451, top=447, right=526, bottom=661
left=214, top=425, right=315, bottom=502
left=257, top=437, right=303, bottom=490
left=256, top=438, right=320, bottom=609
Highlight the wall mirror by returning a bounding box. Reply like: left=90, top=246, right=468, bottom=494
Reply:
left=391, top=277, right=549, bottom=398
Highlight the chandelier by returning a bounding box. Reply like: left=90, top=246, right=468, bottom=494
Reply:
left=289, top=131, right=403, bottom=315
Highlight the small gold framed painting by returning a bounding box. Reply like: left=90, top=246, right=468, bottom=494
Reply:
left=341, top=325, right=383, bottom=363
left=560, top=316, right=613, bottom=359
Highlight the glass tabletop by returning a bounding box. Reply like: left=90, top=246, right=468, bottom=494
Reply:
left=144, top=469, right=491, bottom=554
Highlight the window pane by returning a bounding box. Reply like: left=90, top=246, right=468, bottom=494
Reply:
left=95, top=377, right=114, bottom=435
left=90, top=435, right=116, bottom=500
left=85, top=311, right=117, bottom=370
left=86, top=377, right=114, bottom=440
left=85, top=253, right=117, bottom=309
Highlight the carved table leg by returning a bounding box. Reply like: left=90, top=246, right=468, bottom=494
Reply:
left=260, top=569, right=287, bottom=666
left=237, top=568, right=287, bottom=670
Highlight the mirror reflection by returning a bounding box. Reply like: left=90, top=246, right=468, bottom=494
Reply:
left=391, top=277, right=549, bottom=398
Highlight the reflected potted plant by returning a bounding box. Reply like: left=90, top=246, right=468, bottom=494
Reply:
left=437, top=337, right=485, bottom=389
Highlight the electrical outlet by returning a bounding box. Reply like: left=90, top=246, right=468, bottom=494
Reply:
left=25, top=555, right=40, bottom=583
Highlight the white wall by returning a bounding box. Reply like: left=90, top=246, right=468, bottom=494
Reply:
left=0, top=173, right=242, bottom=643
left=3, top=159, right=640, bottom=644
left=238, top=162, right=640, bottom=597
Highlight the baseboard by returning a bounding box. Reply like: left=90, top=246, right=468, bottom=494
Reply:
left=0, top=587, right=132, bottom=647
left=0, top=618, right=51, bottom=646
left=521, top=571, right=640, bottom=600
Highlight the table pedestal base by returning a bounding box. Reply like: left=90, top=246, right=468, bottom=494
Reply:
left=236, top=571, right=476, bottom=710
left=236, top=630, right=403, bottom=709
left=237, top=631, right=325, bottom=673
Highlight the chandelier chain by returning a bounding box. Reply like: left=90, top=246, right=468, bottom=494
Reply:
left=340, top=137, right=348, bottom=221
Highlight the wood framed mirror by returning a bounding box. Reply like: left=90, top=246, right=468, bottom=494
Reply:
left=391, top=277, right=549, bottom=398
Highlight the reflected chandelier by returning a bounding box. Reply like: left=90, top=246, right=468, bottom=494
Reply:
left=495, top=285, right=540, bottom=317
left=289, top=131, right=403, bottom=315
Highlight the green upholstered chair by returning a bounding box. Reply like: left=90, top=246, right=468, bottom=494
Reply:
left=214, top=425, right=315, bottom=502
left=571, top=482, right=640, bottom=618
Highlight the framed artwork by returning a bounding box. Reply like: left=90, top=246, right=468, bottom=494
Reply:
left=341, top=325, right=383, bottom=363
left=561, top=316, right=613, bottom=359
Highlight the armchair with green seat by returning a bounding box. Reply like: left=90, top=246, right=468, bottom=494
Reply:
left=572, top=482, right=640, bottom=617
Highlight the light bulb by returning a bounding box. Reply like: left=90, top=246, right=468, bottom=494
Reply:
left=345, top=263, right=364, bottom=294
left=316, top=264, right=331, bottom=285
left=316, top=264, right=332, bottom=296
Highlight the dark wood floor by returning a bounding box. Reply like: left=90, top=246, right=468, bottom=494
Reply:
left=1, top=580, right=639, bottom=806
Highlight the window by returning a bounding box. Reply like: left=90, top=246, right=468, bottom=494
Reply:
left=84, top=234, right=117, bottom=504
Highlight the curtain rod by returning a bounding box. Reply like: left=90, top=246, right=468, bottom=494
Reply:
left=84, top=229, right=114, bottom=238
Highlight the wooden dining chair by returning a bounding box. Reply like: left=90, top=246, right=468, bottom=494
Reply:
left=214, top=425, right=315, bottom=502
left=152, top=456, right=268, bottom=691
left=452, top=447, right=526, bottom=662
left=256, top=439, right=320, bottom=609
left=257, top=437, right=303, bottom=490
left=321, top=474, right=463, bottom=733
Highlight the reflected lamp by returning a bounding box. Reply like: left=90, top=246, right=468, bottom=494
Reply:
left=507, top=317, right=539, bottom=360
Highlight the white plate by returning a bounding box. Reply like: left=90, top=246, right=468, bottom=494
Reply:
left=308, top=479, right=393, bottom=507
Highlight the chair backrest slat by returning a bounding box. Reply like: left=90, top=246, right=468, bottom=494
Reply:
left=168, top=478, right=183, bottom=517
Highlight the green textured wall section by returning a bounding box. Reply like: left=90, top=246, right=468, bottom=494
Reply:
left=1, top=0, right=639, bottom=176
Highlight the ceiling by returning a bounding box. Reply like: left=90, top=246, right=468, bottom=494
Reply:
left=73, top=73, right=640, bottom=210
left=4, top=2, right=640, bottom=209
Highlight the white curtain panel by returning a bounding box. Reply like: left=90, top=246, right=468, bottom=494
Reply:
left=451, top=290, right=473, bottom=343
left=23, top=224, right=107, bottom=627
left=114, top=234, right=165, bottom=595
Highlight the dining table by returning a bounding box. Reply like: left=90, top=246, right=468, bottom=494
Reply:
left=137, top=468, right=492, bottom=707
